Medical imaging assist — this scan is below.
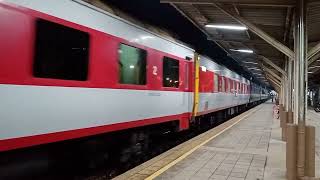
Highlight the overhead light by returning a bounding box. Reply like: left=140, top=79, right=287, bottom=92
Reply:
left=243, top=61, right=258, bottom=64
left=230, top=49, right=254, bottom=53
left=205, top=24, right=247, bottom=31
left=308, top=71, right=313, bottom=74
left=141, top=36, right=154, bottom=40
left=248, top=68, right=261, bottom=71
left=129, top=65, right=135, bottom=69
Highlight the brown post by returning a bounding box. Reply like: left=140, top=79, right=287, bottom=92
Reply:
left=287, top=124, right=297, bottom=180
left=281, top=111, right=288, bottom=141
left=305, top=126, right=315, bottom=177
left=287, top=111, right=294, bottom=124
left=280, top=105, right=285, bottom=126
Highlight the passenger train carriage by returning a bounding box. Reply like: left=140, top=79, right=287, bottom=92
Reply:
left=0, top=0, right=268, bottom=156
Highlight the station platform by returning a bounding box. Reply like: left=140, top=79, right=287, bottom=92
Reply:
left=114, top=102, right=320, bottom=180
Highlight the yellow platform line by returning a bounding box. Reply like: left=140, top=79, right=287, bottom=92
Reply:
left=145, top=106, right=262, bottom=180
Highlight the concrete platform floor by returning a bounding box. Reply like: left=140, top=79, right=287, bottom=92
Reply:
left=114, top=102, right=320, bottom=180
left=154, top=102, right=320, bottom=180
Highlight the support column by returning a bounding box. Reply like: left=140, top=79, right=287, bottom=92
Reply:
left=281, top=73, right=288, bottom=141
left=284, top=62, right=289, bottom=112
left=294, top=0, right=307, bottom=177
left=287, top=58, right=293, bottom=124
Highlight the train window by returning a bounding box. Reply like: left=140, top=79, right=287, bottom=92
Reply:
left=229, top=79, right=233, bottom=92
left=33, top=19, right=89, bottom=81
left=214, top=74, right=219, bottom=92
left=235, top=82, right=239, bottom=93
left=184, top=63, right=189, bottom=89
left=221, top=77, right=225, bottom=92
left=225, top=78, right=230, bottom=92
left=163, top=57, right=179, bottom=88
left=119, top=44, right=147, bottom=85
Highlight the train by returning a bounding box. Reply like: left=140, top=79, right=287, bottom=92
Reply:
left=0, top=0, right=269, bottom=178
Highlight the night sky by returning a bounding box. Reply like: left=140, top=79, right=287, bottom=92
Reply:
left=106, top=0, right=252, bottom=79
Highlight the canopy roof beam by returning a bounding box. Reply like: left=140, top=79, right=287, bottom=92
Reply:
left=308, top=42, right=320, bottom=65
left=266, top=74, right=281, bottom=87
left=262, top=65, right=282, bottom=81
left=260, top=56, right=287, bottom=76
left=213, top=3, right=294, bottom=60
left=160, top=0, right=296, bottom=7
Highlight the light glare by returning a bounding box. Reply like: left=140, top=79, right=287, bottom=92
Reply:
left=230, top=49, right=254, bottom=53
left=200, top=66, right=207, bottom=72
left=243, top=61, right=258, bottom=64
left=205, top=24, right=247, bottom=30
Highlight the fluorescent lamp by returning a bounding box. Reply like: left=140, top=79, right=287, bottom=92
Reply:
left=129, top=65, right=134, bottom=69
left=141, top=36, right=154, bottom=40
left=308, top=71, right=313, bottom=74
left=243, top=61, right=258, bottom=64
left=230, top=49, right=254, bottom=53
left=205, top=24, right=247, bottom=30
left=248, top=68, right=261, bottom=71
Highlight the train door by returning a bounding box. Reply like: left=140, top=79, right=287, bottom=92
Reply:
left=179, top=57, right=193, bottom=130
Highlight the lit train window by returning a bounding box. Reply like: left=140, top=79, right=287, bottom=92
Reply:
left=214, top=74, right=219, bottom=92
left=229, top=79, right=233, bottom=92
left=119, top=44, right=147, bottom=85
left=33, top=19, right=89, bottom=81
left=221, top=77, right=225, bottom=92
left=226, top=78, right=230, bottom=92
left=163, top=57, right=179, bottom=88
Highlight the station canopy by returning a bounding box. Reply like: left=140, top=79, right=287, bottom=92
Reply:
left=161, top=0, right=320, bottom=89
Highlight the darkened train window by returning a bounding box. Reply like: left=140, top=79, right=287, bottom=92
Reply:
left=119, top=44, right=147, bottom=85
left=163, top=57, right=179, bottom=88
left=33, top=19, right=89, bottom=81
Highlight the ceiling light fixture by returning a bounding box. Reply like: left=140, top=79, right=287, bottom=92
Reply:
left=254, top=73, right=264, bottom=75
left=248, top=68, right=261, bottom=71
left=205, top=24, right=247, bottom=30
left=230, top=49, right=254, bottom=53
left=243, top=61, right=258, bottom=64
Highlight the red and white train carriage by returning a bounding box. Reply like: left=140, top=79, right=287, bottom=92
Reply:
left=0, top=0, right=267, bottom=156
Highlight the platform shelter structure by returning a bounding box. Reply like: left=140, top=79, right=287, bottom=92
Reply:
left=160, top=0, right=319, bottom=179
